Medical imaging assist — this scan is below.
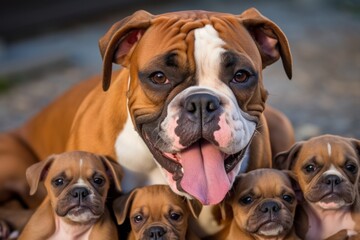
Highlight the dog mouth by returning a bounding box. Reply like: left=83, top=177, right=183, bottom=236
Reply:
left=67, top=206, right=92, bottom=216
left=256, top=221, right=285, bottom=237
left=145, top=135, right=248, bottom=205
left=316, top=193, right=346, bottom=209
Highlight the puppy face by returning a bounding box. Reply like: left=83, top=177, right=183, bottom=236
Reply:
left=26, top=151, right=122, bottom=224
left=227, top=169, right=297, bottom=238
left=275, top=135, right=360, bottom=210
left=100, top=9, right=292, bottom=205
left=114, top=185, right=201, bottom=240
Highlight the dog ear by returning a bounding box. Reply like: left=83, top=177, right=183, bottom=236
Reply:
left=239, top=8, right=292, bottom=79
left=186, top=199, right=202, bottom=219
left=351, top=138, right=360, bottom=159
left=26, top=155, right=56, bottom=196
left=282, top=170, right=303, bottom=203
left=98, top=155, right=123, bottom=192
left=99, top=10, right=153, bottom=91
left=219, top=174, right=245, bottom=221
left=113, top=189, right=138, bottom=225
left=273, top=141, right=304, bottom=170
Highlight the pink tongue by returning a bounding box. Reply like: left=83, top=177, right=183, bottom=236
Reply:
left=180, top=141, right=230, bottom=205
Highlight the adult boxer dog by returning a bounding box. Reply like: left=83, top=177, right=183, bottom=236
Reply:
left=0, top=8, right=294, bottom=234
left=208, top=169, right=299, bottom=240
left=113, top=185, right=201, bottom=240
left=19, top=151, right=122, bottom=240
left=274, top=135, right=360, bottom=240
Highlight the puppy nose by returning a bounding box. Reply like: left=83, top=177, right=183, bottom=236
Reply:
left=70, top=187, right=90, bottom=199
left=323, top=174, right=342, bottom=186
left=184, top=93, right=220, bottom=123
left=147, top=226, right=166, bottom=240
left=259, top=201, right=281, bottom=213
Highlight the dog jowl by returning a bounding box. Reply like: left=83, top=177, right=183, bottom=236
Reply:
left=100, top=9, right=292, bottom=205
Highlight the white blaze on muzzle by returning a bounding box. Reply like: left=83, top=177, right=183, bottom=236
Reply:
left=157, top=24, right=256, bottom=205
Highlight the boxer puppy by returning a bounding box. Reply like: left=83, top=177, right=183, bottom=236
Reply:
left=274, top=134, right=360, bottom=240
left=208, top=169, right=299, bottom=240
left=19, top=151, right=122, bottom=240
left=113, top=185, right=201, bottom=240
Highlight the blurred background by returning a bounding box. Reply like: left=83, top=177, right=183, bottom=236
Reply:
left=0, top=0, right=359, bottom=140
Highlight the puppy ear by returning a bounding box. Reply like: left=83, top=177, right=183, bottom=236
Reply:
left=26, top=155, right=56, bottom=196
left=113, top=189, right=138, bottom=225
left=239, top=8, right=292, bottom=79
left=99, top=155, right=123, bottom=192
left=351, top=138, right=360, bottom=159
left=98, top=10, right=153, bottom=91
left=282, top=170, right=303, bottom=202
left=274, top=142, right=304, bottom=170
left=186, top=199, right=202, bottom=219
left=219, top=175, right=244, bottom=221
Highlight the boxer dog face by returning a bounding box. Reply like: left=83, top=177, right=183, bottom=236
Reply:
left=26, top=151, right=122, bottom=224
left=99, top=9, right=292, bottom=204
left=113, top=185, right=201, bottom=240
left=275, top=135, right=360, bottom=210
left=224, top=169, right=297, bottom=238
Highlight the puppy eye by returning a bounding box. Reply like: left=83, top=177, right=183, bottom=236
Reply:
left=304, top=164, right=316, bottom=173
left=93, top=177, right=105, bottom=186
left=345, top=163, right=357, bottom=174
left=133, top=214, right=144, bottom=223
left=149, top=71, right=169, bottom=84
left=53, top=178, right=64, bottom=187
left=169, top=212, right=182, bottom=221
left=240, top=196, right=253, bottom=205
left=232, top=70, right=250, bottom=83
left=282, top=194, right=293, bottom=203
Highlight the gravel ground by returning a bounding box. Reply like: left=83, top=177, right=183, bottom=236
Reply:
left=0, top=0, right=359, bottom=141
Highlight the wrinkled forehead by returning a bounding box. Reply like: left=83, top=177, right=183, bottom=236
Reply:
left=299, top=137, right=357, bottom=165
left=134, top=11, right=261, bottom=71
left=47, top=154, right=106, bottom=179
left=237, top=171, right=292, bottom=195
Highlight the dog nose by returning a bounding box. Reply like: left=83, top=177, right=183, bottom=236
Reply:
left=184, top=93, right=220, bottom=123
left=147, top=226, right=166, bottom=240
left=323, top=174, right=342, bottom=186
left=70, top=187, right=90, bottom=199
left=259, top=200, right=281, bottom=213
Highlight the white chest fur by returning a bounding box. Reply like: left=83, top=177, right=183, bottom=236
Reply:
left=114, top=116, right=167, bottom=193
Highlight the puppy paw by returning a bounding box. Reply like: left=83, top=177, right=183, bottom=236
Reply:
left=0, top=219, right=10, bottom=240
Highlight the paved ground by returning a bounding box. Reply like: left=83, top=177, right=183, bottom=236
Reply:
left=0, top=0, right=359, bottom=141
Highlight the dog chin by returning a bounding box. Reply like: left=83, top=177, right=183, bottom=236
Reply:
left=65, top=207, right=100, bottom=223
left=316, top=200, right=346, bottom=210
left=258, top=223, right=285, bottom=237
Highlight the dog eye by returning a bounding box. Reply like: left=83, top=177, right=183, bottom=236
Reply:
left=169, top=212, right=182, bottom=221
left=240, top=196, right=253, bottom=205
left=53, top=178, right=64, bottom=187
left=232, top=70, right=250, bottom=83
left=149, top=71, right=169, bottom=84
left=282, top=194, right=293, bottom=203
left=304, top=164, right=316, bottom=173
left=345, top=163, right=357, bottom=174
left=93, top=177, right=105, bottom=186
left=133, top=214, right=144, bottom=223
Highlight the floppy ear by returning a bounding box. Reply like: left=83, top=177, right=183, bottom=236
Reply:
left=219, top=174, right=245, bottom=221
left=26, top=155, right=56, bottom=196
left=282, top=170, right=303, bottom=202
left=98, top=155, right=123, bottom=192
left=351, top=138, right=360, bottom=159
left=186, top=199, right=202, bottom=219
left=239, top=8, right=292, bottom=79
left=273, top=142, right=304, bottom=170
left=99, top=10, right=153, bottom=91
left=113, top=189, right=138, bottom=225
